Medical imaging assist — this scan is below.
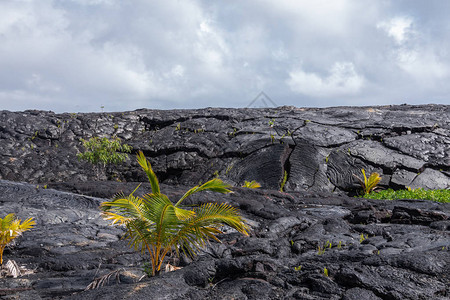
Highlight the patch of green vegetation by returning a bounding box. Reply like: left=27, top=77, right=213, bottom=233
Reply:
left=77, top=136, right=132, bottom=167
left=363, top=188, right=450, bottom=203
left=77, top=136, right=132, bottom=179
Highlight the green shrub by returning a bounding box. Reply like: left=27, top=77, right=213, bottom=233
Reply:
left=363, top=188, right=449, bottom=203
left=77, top=136, right=132, bottom=179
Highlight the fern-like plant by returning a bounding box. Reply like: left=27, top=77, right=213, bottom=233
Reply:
left=101, top=151, right=249, bottom=276
left=242, top=180, right=261, bottom=189
left=0, top=214, right=35, bottom=265
left=354, top=169, right=381, bottom=195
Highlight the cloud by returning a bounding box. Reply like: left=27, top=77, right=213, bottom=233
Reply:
left=287, top=62, right=364, bottom=97
left=0, top=0, right=449, bottom=112
left=377, top=16, right=413, bottom=44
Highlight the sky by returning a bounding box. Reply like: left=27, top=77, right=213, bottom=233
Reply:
left=1, top=0, right=450, bottom=113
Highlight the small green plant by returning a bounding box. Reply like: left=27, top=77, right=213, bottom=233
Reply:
left=294, top=265, right=302, bottom=271
left=0, top=214, right=35, bottom=265
left=175, top=123, right=181, bottom=131
left=337, top=241, right=343, bottom=249
left=270, top=133, right=275, bottom=144
left=317, top=245, right=326, bottom=255
left=101, top=151, right=249, bottom=276
left=142, top=262, right=153, bottom=277
left=359, top=233, right=368, bottom=243
left=354, top=169, right=381, bottom=195
left=225, top=164, right=234, bottom=175
left=280, top=170, right=288, bottom=192
left=77, top=136, right=132, bottom=179
left=323, top=267, right=328, bottom=277
left=31, top=131, right=38, bottom=141
left=242, top=180, right=261, bottom=189
left=213, top=170, right=219, bottom=178
left=362, top=188, right=450, bottom=203
left=113, top=124, right=119, bottom=130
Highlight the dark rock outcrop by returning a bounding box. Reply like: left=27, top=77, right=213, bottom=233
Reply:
left=0, top=180, right=448, bottom=299
left=0, top=105, right=449, bottom=299
left=1, top=105, right=449, bottom=193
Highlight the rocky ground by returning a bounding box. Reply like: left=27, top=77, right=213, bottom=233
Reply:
left=1, top=105, right=449, bottom=192
left=0, top=105, right=449, bottom=299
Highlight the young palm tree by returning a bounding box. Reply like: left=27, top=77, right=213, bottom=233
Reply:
left=101, top=151, right=249, bottom=276
left=0, top=214, right=35, bottom=265
left=354, top=168, right=382, bottom=195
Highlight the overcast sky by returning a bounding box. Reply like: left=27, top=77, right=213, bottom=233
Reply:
left=1, top=0, right=449, bottom=113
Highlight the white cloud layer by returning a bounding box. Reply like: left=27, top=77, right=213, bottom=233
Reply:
left=287, top=62, right=364, bottom=97
left=0, top=0, right=449, bottom=112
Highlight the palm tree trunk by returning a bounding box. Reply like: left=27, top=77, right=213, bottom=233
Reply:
left=0, top=245, right=5, bottom=265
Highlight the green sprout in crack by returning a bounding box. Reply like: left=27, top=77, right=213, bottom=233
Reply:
left=225, top=164, right=234, bottom=175
left=294, top=265, right=302, bottom=272
left=317, top=245, right=326, bottom=255
left=323, top=267, right=329, bottom=277
left=242, top=180, right=261, bottom=189
left=280, top=170, right=288, bottom=192
left=270, top=133, right=275, bottom=144
left=354, top=169, right=381, bottom=195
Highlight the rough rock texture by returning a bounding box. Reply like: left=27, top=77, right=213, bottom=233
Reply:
left=0, top=105, right=449, bottom=299
left=0, top=180, right=448, bottom=299
left=1, top=105, right=449, bottom=193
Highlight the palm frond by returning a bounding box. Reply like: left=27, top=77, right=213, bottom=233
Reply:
left=0, top=214, right=15, bottom=231
left=173, top=206, right=195, bottom=221
left=193, top=203, right=249, bottom=235
left=101, top=195, right=147, bottom=225
left=175, top=178, right=232, bottom=206
left=5, top=260, right=21, bottom=278
left=85, top=269, right=122, bottom=290
left=136, top=151, right=160, bottom=195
